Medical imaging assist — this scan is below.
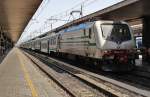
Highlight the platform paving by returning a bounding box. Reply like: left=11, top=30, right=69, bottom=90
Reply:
left=0, top=48, right=65, bottom=97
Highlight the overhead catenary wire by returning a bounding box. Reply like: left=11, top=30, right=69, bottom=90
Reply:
left=39, top=0, right=100, bottom=31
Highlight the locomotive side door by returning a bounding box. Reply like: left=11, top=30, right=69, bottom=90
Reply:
left=83, top=29, right=89, bottom=57
left=86, top=26, right=97, bottom=58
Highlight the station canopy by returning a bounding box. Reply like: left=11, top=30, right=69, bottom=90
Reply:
left=0, top=0, right=42, bottom=43
left=55, top=0, right=150, bottom=32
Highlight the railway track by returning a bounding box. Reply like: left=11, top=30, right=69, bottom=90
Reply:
left=23, top=50, right=115, bottom=97
left=113, top=71, right=150, bottom=89
left=23, top=49, right=150, bottom=97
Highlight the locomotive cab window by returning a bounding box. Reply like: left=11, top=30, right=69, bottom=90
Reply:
left=101, top=24, right=131, bottom=42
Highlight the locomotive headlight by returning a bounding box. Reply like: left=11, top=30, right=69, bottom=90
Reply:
left=104, top=50, right=111, bottom=54
left=103, top=50, right=114, bottom=59
left=104, top=50, right=108, bottom=53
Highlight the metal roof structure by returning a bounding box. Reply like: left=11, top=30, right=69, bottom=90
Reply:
left=0, top=0, right=42, bottom=43
left=53, top=0, right=149, bottom=32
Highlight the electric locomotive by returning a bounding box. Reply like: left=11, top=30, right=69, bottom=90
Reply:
left=21, top=20, right=136, bottom=71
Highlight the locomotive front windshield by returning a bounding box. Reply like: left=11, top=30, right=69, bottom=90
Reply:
left=101, top=24, right=131, bottom=43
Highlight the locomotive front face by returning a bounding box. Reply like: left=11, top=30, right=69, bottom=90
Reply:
left=97, top=21, right=135, bottom=50
left=94, top=21, right=136, bottom=67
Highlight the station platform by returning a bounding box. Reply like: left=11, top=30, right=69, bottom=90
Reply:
left=0, top=48, right=65, bottom=97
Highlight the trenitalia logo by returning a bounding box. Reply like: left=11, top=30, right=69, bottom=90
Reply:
left=117, top=41, right=121, bottom=44
left=117, top=46, right=120, bottom=49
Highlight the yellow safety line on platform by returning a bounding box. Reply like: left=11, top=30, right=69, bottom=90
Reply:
left=17, top=49, right=39, bottom=97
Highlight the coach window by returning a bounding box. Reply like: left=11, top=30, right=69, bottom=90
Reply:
left=52, top=38, right=54, bottom=45
left=54, top=38, right=55, bottom=45
left=53, top=38, right=54, bottom=45
left=53, top=38, right=55, bottom=45
left=54, top=37, right=56, bottom=44
left=49, top=39, right=52, bottom=45
left=50, top=39, right=52, bottom=45
left=51, top=39, right=52, bottom=45
left=51, top=38, right=53, bottom=45
left=51, top=38, right=52, bottom=45
left=50, top=39, right=51, bottom=45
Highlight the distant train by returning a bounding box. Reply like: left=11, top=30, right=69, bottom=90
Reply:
left=21, top=20, right=136, bottom=71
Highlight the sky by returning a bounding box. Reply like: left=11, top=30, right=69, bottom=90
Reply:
left=17, top=0, right=124, bottom=44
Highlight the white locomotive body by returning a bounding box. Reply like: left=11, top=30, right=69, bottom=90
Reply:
left=57, top=21, right=135, bottom=58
